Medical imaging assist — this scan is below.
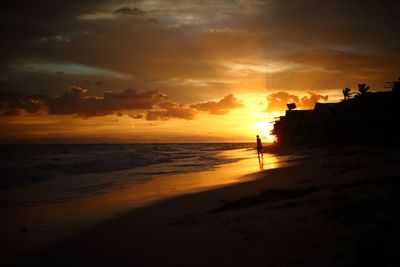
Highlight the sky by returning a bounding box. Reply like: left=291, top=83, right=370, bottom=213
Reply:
left=1, top=0, right=399, bottom=143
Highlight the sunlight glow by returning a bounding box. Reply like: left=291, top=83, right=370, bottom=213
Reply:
left=253, top=122, right=275, bottom=143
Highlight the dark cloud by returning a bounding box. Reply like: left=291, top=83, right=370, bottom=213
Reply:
left=190, top=94, right=244, bottom=115
left=266, top=91, right=328, bottom=113
left=0, top=0, right=101, bottom=68
left=1, top=0, right=399, bottom=107
left=0, top=91, right=44, bottom=115
left=114, top=7, right=145, bottom=16
left=46, top=87, right=168, bottom=117
left=0, top=86, right=244, bottom=120
left=257, top=0, right=400, bottom=51
left=103, top=88, right=168, bottom=109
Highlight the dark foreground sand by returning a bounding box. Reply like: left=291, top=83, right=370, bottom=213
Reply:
left=9, top=145, right=400, bottom=266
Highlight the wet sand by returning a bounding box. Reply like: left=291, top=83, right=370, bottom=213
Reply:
left=5, top=145, right=400, bottom=266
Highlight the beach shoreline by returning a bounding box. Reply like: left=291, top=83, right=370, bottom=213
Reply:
left=1, top=146, right=295, bottom=264
left=6, top=144, right=400, bottom=266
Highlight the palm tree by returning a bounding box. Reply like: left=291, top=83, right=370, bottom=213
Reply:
left=342, top=87, right=352, bottom=100
left=358, top=83, right=370, bottom=95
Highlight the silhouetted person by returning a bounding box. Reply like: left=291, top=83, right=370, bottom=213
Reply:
left=256, top=135, right=263, bottom=158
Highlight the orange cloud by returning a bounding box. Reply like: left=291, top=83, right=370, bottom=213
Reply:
left=145, top=102, right=197, bottom=121
left=138, top=94, right=244, bottom=120
left=266, top=91, right=328, bottom=113
left=190, top=94, right=244, bottom=115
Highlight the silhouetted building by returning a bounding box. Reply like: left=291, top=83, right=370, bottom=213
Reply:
left=272, top=84, right=400, bottom=145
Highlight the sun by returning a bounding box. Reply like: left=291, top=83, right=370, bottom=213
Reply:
left=253, top=122, right=276, bottom=143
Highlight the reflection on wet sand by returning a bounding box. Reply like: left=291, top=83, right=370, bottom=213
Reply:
left=258, top=156, right=264, bottom=170
left=85, top=148, right=295, bottom=213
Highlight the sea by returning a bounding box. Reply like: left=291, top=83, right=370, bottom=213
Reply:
left=0, top=143, right=256, bottom=208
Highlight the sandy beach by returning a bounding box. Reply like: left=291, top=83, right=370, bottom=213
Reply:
left=5, top=144, right=400, bottom=266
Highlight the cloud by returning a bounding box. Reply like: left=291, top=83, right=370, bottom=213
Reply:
left=1, top=0, right=399, bottom=108
left=145, top=102, right=198, bottom=120
left=0, top=87, right=244, bottom=120
left=138, top=94, right=244, bottom=120
left=102, top=88, right=168, bottom=109
left=266, top=91, right=328, bottom=113
left=114, top=7, right=145, bottom=16
left=190, top=94, right=244, bottom=115
left=300, top=91, right=329, bottom=108
left=129, top=113, right=144, bottom=119
left=0, top=91, right=44, bottom=115
left=46, top=86, right=168, bottom=117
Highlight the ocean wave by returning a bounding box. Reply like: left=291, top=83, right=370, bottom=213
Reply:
left=0, top=143, right=252, bottom=190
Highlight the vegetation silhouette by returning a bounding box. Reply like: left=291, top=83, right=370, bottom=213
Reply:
left=272, top=77, right=400, bottom=145
left=342, top=87, right=353, bottom=100
left=357, top=83, right=370, bottom=95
